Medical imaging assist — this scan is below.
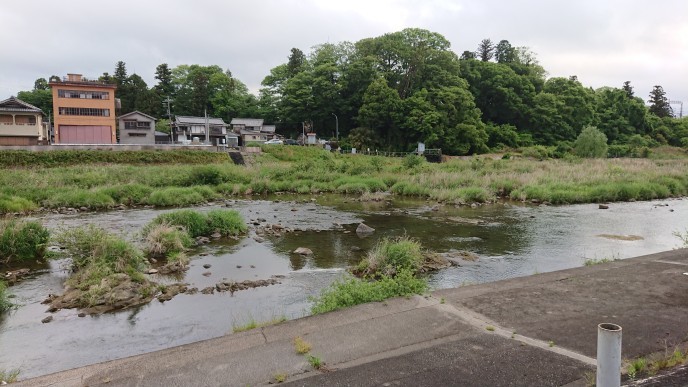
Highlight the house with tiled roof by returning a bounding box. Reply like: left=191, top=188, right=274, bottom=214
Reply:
left=173, top=115, right=235, bottom=145
left=0, top=96, right=48, bottom=145
left=230, top=118, right=278, bottom=144
left=118, top=111, right=157, bottom=144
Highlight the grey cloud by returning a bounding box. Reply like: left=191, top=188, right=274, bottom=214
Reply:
left=1, top=0, right=686, bottom=107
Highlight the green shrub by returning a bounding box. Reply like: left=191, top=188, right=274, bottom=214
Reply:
left=0, top=194, right=37, bottom=213
left=100, top=184, right=153, bottom=205
left=357, top=237, right=424, bottom=278
left=55, top=226, right=148, bottom=291
left=206, top=210, right=247, bottom=236
left=310, top=269, right=427, bottom=314
left=145, top=210, right=209, bottom=238
left=0, top=219, right=50, bottom=265
left=144, top=209, right=247, bottom=238
left=144, top=223, right=194, bottom=257
left=43, top=189, right=115, bottom=209
left=402, top=154, right=424, bottom=169
left=146, top=187, right=206, bottom=207
left=574, top=126, right=608, bottom=158
left=520, top=145, right=553, bottom=160
left=186, top=165, right=225, bottom=186
left=0, top=280, right=12, bottom=313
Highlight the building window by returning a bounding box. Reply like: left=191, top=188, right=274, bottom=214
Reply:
left=128, top=133, right=147, bottom=137
left=123, top=120, right=151, bottom=129
left=59, top=107, right=110, bottom=117
left=58, top=89, right=110, bottom=99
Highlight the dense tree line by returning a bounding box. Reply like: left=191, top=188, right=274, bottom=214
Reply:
left=15, top=28, right=688, bottom=154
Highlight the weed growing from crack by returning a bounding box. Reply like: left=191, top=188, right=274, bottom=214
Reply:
left=293, top=336, right=312, bottom=354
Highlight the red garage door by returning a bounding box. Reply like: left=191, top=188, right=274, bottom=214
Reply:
left=59, top=125, right=112, bottom=144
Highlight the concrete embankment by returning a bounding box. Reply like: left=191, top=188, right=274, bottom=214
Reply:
left=18, top=249, right=688, bottom=387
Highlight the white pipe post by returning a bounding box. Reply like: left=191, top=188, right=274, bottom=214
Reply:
left=597, top=323, right=622, bottom=387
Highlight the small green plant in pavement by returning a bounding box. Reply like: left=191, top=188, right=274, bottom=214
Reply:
left=307, top=354, right=323, bottom=369
left=0, top=369, right=20, bottom=384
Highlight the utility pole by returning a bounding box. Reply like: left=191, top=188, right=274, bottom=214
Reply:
left=669, top=100, right=683, bottom=118
left=204, top=109, right=209, bottom=144
left=163, top=96, right=173, bottom=143
left=331, top=113, right=338, bottom=140
left=301, top=122, right=305, bottom=145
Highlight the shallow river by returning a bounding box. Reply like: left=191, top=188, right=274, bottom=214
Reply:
left=1, top=196, right=687, bottom=378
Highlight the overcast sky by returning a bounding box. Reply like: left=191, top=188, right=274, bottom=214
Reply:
left=1, top=0, right=686, bottom=113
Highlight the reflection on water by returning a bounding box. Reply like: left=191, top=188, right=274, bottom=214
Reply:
left=1, top=196, right=686, bottom=378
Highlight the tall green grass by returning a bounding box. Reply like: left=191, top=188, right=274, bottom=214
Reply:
left=1, top=148, right=688, bottom=213
left=0, top=280, right=12, bottom=313
left=54, top=226, right=149, bottom=292
left=0, top=219, right=50, bottom=265
left=144, top=209, right=247, bottom=238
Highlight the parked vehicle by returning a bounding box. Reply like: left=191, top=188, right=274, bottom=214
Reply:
left=284, top=139, right=298, bottom=145
left=264, top=139, right=284, bottom=145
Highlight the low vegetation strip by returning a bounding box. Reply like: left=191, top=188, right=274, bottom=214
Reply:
left=0, top=147, right=687, bottom=214
left=0, top=149, right=228, bottom=167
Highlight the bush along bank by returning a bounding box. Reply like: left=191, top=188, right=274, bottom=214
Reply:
left=0, top=219, right=50, bottom=266
left=43, top=210, right=249, bottom=315
left=310, top=237, right=448, bottom=315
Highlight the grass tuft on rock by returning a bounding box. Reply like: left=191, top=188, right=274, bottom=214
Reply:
left=0, top=218, right=50, bottom=266
left=55, top=226, right=149, bottom=292
left=207, top=209, right=248, bottom=236
left=355, top=236, right=424, bottom=278
left=144, top=209, right=247, bottom=238
left=144, top=223, right=194, bottom=257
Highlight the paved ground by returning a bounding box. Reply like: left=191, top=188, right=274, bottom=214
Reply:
left=17, top=248, right=688, bottom=387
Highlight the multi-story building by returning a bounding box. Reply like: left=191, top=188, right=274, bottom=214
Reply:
left=49, top=74, right=117, bottom=144
left=0, top=96, right=47, bottom=145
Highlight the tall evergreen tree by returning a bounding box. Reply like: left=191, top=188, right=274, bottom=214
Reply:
left=622, top=81, right=634, bottom=98
left=648, top=85, right=673, bottom=118
left=476, top=39, right=494, bottom=62
left=154, top=63, right=174, bottom=96
left=287, top=48, right=307, bottom=77
left=113, top=61, right=128, bottom=87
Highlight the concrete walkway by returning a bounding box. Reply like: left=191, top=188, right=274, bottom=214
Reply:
left=18, top=249, right=688, bottom=387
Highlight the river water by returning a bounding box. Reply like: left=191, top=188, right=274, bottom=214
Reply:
left=1, top=196, right=686, bottom=378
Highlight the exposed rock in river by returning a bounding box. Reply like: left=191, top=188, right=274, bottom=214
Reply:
left=4, top=268, right=30, bottom=284
left=157, top=284, right=188, bottom=302
left=214, top=278, right=280, bottom=295
left=420, top=254, right=452, bottom=272
left=45, top=274, right=158, bottom=315
left=356, top=223, right=375, bottom=236
left=294, top=247, right=313, bottom=256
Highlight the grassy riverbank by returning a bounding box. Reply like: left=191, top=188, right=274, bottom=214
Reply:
left=0, top=147, right=687, bottom=213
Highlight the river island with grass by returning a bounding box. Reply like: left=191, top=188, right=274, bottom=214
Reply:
left=1, top=146, right=688, bottom=380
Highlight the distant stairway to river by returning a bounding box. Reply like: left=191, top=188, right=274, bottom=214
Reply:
left=228, top=151, right=245, bottom=165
